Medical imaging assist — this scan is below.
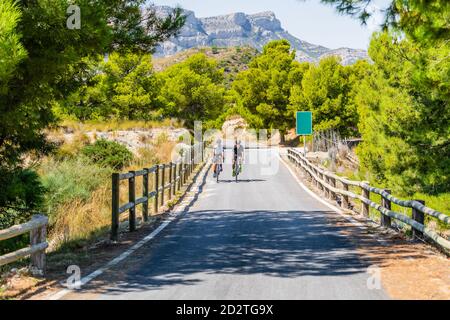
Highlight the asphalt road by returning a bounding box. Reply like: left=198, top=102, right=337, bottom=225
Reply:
left=70, top=148, right=388, bottom=299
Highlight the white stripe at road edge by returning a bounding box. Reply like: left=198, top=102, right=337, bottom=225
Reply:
left=278, top=153, right=389, bottom=244
left=45, top=163, right=209, bottom=300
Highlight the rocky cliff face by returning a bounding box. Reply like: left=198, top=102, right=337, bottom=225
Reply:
left=153, top=6, right=368, bottom=65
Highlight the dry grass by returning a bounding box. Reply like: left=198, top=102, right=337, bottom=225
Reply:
left=30, top=116, right=190, bottom=254
left=49, top=185, right=111, bottom=248
left=46, top=131, right=179, bottom=249
left=55, top=131, right=90, bottom=158
left=60, top=119, right=183, bottom=132
left=152, top=140, right=177, bottom=163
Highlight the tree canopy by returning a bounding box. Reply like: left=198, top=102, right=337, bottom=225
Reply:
left=231, top=40, right=302, bottom=138
left=1, top=0, right=448, bottom=213
left=354, top=32, right=449, bottom=194
left=0, top=1, right=185, bottom=209
left=321, top=0, right=450, bottom=44
left=63, top=52, right=160, bottom=121
left=289, top=57, right=369, bottom=137
left=157, top=53, right=226, bottom=129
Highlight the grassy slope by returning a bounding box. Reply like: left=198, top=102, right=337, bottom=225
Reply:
left=40, top=124, right=179, bottom=248
left=153, top=46, right=258, bottom=87
left=35, top=47, right=258, bottom=248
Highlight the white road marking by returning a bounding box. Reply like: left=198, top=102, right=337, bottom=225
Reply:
left=46, top=154, right=389, bottom=300
left=45, top=163, right=210, bottom=300
left=279, top=153, right=389, bottom=245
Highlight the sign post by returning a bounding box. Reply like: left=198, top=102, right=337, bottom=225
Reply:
left=295, top=111, right=312, bottom=156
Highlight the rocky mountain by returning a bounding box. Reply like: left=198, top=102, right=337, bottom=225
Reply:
left=153, top=6, right=368, bottom=65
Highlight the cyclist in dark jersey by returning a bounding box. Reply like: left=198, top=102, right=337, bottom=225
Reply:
left=232, top=140, right=244, bottom=176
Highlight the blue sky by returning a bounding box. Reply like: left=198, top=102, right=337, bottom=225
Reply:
left=150, top=0, right=389, bottom=50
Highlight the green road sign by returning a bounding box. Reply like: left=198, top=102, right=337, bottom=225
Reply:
left=296, top=111, right=312, bottom=135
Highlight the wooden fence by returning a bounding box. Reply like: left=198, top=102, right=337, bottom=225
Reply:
left=111, top=143, right=205, bottom=241
left=0, top=215, right=48, bottom=273
left=287, top=148, right=450, bottom=251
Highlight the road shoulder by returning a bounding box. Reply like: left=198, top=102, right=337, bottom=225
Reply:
left=280, top=153, right=450, bottom=300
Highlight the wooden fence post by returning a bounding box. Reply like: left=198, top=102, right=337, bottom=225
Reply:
left=142, top=169, right=149, bottom=222
left=316, top=171, right=321, bottom=191
left=180, top=160, right=184, bottom=186
left=154, top=166, right=159, bottom=214
left=307, top=162, right=313, bottom=181
left=188, top=147, right=191, bottom=177
left=129, top=171, right=136, bottom=232
left=312, top=168, right=317, bottom=188
left=191, top=144, right=195, bottom=168
left=30, top=215, right=46, bottom=274
left=184, top=151, right=190, bottom=183
left=173, top=163, right=177, bottom=196
left=185, top=150, right=189, bottom=178
left=361, top=181, right=370, bottom=217
left=201, top=142, right=204, bottom=162
left=317, top=170, right=321, bottom=189
left=161, top=164, right=165, bottom=207
left=178, top=161, right=182, bottom=190
left=192, top=145, right=195, bottom=170
left=381, top=189, right=391, bottom=228
left=168, top=162, right=173, bottom=201
left=330, top=177, right=336, bottom=200
left=412, top=200, right=425, bottom=239
left=111, top=173, right=120, bottom=241
left=188, top=148, right=192, bottom=175
left=341, top=179, right=349, bottom=209
left=324, top=175, right=329, bottom=198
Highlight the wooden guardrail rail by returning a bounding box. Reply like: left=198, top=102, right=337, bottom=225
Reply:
left=111, top=143, right=205, bottom=241
left=287, top=148, right=450, bottom=251
left=0, top=215, right=48, bottom=273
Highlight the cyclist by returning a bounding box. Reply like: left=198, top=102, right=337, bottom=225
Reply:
left=212, top=138, right=224, bottom=178
left=232, top=139, right=244, bottom=176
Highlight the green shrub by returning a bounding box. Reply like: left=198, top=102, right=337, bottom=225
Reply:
left=0, top=169, right=45, bottom=255
left=81, top=139, right=133, bottom=169
left=40, top=157, right=112, bottom=221
left=0, top=169, right=45, bottom=229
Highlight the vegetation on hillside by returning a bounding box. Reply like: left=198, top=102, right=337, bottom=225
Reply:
left=0, top=0, right=448, bottom=256
left=153, top=46, right=258, bottom=86
left=0, top=1, right=185, bottom=253
left=231, top=40, right=301, bottom=140
left=322, top=0, right=449, bottom=45
left=0, top=1, right=184, bottom=206
left=323, top=0, right=450, bottom=197
left=355, top=33, right=449, bottom=195
left=158, top=53, right=226, bottom=129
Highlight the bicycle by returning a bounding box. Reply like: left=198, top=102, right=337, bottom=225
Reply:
left=213, top=163, right=222, bottom=182
left=232, top=157, right=242, bottom=182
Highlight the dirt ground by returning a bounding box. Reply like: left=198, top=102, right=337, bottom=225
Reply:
left=0, top=214, right=169, bottom=300
left=2, top=158, right=449, bottom=300
left=285, top=155, right=449, bottom=300
left=0, top=163, right=208, bottom=300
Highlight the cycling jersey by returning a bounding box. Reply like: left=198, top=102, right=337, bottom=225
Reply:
left=213, top=143, right=224, bottom=163
left=233, top=144, right=244, bottom=159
